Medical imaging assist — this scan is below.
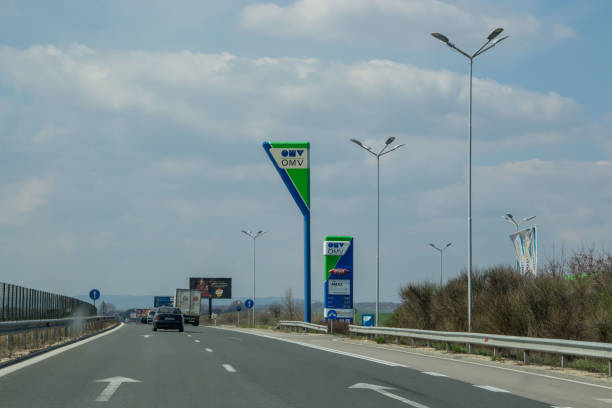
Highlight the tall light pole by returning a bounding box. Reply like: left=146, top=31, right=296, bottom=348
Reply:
left=241, top=229, right=266, bottom=326
left=429, top=242, right=452, bottom=288
left=432, top=28, right=508, bottom=332
left=503, top=213, right=536, bottom=232
left=350, top=137, right=405, bottom=327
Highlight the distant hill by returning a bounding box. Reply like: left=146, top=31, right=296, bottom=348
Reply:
left=76, top=294, right=399, bottom=313
left=75, top=295, right=287, bottom=310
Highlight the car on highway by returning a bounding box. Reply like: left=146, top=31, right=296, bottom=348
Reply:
left=146, top=308, right=157, bottom=324
left=152, top=307, right=184, bottom=332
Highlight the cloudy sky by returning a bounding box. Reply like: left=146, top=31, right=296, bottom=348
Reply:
left=1, top=0, right=611, bottom=304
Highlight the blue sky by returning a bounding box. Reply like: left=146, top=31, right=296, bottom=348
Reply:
left=0, top=0, right=611, bottom=305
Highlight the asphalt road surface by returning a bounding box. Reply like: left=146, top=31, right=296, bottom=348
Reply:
left=0, top=323, right=610, bottom=408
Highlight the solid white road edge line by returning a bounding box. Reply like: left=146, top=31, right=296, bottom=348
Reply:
left=212, top=327, right=406, bottom=367
left=219, top=327, right=612, bottom=392
left=223, top=364, right=236, bottom=372
left=0, top=323, right=124, bottom=378
left=337, top=337, right=612, bottom=391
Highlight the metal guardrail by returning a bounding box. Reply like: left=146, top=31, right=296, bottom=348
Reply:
left=278, top=320, right=328, bottom=333
left=0, top=316, right=116, bottom=334
left=0, top=282, right=96, bottom=321
left=349, top=325, right=612, bottom=376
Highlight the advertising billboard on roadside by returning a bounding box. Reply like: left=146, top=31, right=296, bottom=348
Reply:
left=189, top=278, right=232, bottom=299
left=154, top=296, right=174, bottom=307
left=323, top=236, right=354, bottom=323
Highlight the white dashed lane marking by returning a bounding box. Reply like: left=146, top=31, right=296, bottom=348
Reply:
left=205, top=348, right=213, bottom=352
left=475, top=385, right=510, bottom=393
left=222, top=364, right=236, bottom=373
left=194, top=340, right=200, bottom=343
left=421, top=372, right=447, bottom=377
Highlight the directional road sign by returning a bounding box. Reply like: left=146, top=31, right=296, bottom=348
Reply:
left=89, top=289, right=100, bottom=301
left=236, top=305, right=242, bottom=312
left=362, top=313, right=375, bottom=327
left=245, top=299, right=254, bottom=309
left=327, top=309, right=338, bottom=320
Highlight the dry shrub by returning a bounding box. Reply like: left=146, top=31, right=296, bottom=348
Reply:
left=390, top=249, right=612, bottom=342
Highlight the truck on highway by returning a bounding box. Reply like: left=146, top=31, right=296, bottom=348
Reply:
left=174, top=289, right=201, bottom=326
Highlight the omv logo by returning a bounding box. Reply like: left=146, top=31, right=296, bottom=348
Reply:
left=270, top=148, right=308, bottom=169
left=324, top=241, right=350, bottom=256
left=281, top=149, right=304, bottom=157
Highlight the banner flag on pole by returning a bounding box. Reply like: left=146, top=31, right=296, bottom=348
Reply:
left=509, top=226, right=537, bottom=276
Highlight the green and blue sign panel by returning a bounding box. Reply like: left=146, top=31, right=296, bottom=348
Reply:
left=263, top=141, right=311, bottom=322
left=323, top=236, right=354, bottom=323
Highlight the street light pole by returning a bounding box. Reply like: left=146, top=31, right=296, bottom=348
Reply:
left=241, top=229, right=266, bottom=326
left=432, top=28, right=508, bottom=332
left=429, top=243, right=452, bottom=288
left=350, top=137, right=405, bottom=327
left=503, top=213, right=536, bottom=232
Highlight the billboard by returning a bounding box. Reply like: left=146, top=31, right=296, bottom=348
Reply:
left=154, top=296, right=174, bottom=307
left=510, top=226, right=537, bottom=276
left=190, top=278, right=232, bottom=299
left=323, top=236, right=354, bottom=323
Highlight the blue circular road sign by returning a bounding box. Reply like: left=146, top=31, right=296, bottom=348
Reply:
left=245, top=299, right=254, bottom=309
left=236, top=305, right=242, bottom=312
left=327, top=310, right=338, bottom=320
left=89, top=289, right=100, bottom=301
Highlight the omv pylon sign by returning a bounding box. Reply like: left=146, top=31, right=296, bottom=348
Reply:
left=263, top=142, right=310, bottom=216
left=263, top=141, right=311, bottom=322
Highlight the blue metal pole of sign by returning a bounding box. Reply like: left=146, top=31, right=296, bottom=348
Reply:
left=304, top=213, right=311, bottom=323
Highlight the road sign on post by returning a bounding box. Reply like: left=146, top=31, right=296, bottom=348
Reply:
left=263, top=141, right=311, bottom=322
left=323, top=236, right=354, bottom=323
left=245, top=299, right=254, bottom=309
left=362, top=314, right=375, bottom=327
left=89, top=289, right=100, bottom=308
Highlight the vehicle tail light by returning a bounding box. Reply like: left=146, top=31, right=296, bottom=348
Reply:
left=155, top=315, right=161, bottom=321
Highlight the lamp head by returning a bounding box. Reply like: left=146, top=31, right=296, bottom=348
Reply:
left=431, top=32, right=449, bottom=43
left=488, top=27, right=504, bottom=40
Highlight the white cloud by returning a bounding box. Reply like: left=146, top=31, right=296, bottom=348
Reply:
left=0, top=44, right=609, bottom=299
left=0, top=176, right=54, bottom=225
left=239, top=0, right=560, bottom=50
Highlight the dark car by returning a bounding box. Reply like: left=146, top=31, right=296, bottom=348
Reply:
left=152, top=307, right=184, bottom=332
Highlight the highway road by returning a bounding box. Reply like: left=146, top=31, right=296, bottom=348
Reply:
left=0, top=323, right=610, bottom=407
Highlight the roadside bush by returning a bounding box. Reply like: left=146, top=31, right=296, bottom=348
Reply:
left=390, top=249, right=612, bottom=342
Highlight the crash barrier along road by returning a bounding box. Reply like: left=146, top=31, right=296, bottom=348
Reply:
left=278, top=321, right=612, bottom=376
left=0, top=316, right=117, bottom=362
left=277, top=320, right=328, bottom=333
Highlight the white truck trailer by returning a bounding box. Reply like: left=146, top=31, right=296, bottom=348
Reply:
left=174, top=289, right=201, bottom=326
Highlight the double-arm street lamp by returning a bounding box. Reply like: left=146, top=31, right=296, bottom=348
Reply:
left=241, top=229, right=266, bottom=326
left=503, top=213, right=536, bottom=232
left=429, top=242, right=452, bottom=288
left=432, top=28, right=508, bottom=332
left=350, top=137, right=405, bottom=326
